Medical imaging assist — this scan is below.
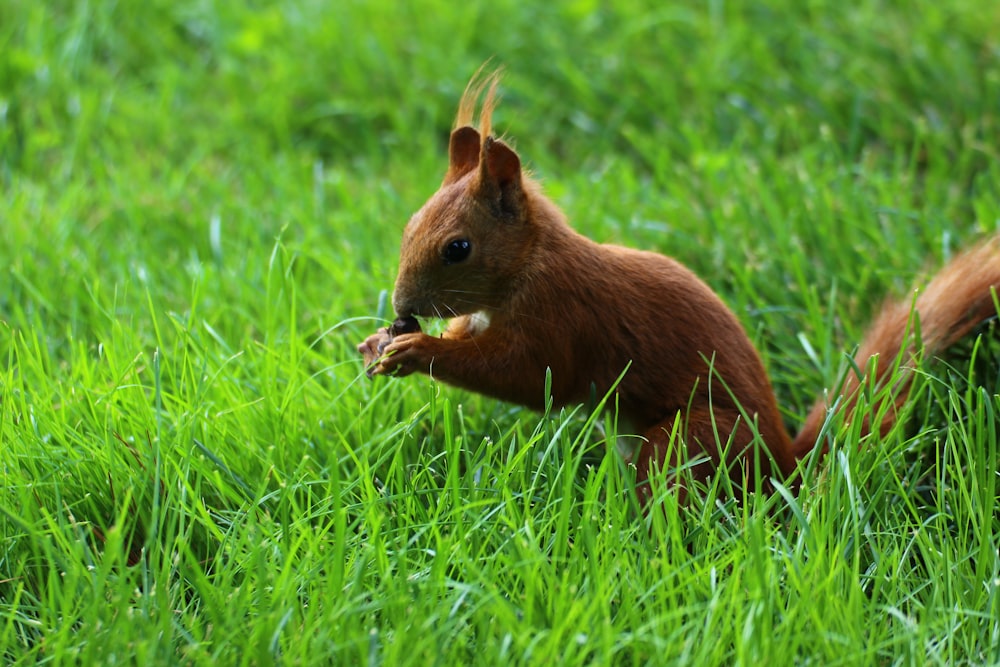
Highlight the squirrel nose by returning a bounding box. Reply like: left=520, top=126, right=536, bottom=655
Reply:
left=391, top=289, right=413, bottom=318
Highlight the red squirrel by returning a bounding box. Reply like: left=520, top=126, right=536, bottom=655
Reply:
left=358, top=71, right=1000, bottom=499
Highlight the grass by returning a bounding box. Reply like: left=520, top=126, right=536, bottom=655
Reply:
left=1, top=0, right=999, bottom=664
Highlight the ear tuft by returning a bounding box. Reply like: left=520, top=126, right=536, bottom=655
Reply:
left=444, top=126, right=480, bottom=185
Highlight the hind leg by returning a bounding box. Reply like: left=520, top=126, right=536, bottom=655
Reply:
left=632, top=409, right=765, bottom=504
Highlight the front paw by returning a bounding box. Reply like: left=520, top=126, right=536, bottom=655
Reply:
left=358, top=318, right=425, bottom=378
left=357, top=328, right=393, bottom=376
left=371, top=333, right=433, bottom=378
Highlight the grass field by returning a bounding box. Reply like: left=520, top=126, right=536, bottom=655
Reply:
left=2, top=0, right=999, bottom=664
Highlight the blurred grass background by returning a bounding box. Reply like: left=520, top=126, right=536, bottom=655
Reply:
left=1, top=0, right=999, bottom=664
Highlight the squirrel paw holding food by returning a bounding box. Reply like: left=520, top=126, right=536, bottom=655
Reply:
left=358, top=317, right=425, bottom=377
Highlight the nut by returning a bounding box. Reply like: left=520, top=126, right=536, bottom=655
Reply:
left=388, top=316, right=421, bottom=337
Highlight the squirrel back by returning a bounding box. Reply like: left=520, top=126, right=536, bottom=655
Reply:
left=359, top=71, right=1000, bottom=499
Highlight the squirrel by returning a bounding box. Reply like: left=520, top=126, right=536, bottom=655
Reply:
left=357, top=71, right=1000, bottom=501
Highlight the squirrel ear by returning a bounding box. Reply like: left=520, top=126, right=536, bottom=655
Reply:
left=444, top=126, right=481, bottom=185
left=478, top=136, right=522, bottom=194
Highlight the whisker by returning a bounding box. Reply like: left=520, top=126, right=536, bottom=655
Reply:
left=426, top=280, right=563, bottom=328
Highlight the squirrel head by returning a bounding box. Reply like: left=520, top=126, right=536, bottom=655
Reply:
left=392, top=72, right=536, bottom=320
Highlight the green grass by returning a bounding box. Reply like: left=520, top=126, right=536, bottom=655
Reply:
left=2, top=0, right=999, bottom=664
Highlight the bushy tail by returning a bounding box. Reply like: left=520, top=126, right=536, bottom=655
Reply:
left=790, top=237, right=1000, bottom=459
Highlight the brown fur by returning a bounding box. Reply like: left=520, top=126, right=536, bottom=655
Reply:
left=358, top=72, right=1000, bottom=500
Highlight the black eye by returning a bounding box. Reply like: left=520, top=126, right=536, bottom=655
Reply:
left=442, top=239, right=471, bottom=265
